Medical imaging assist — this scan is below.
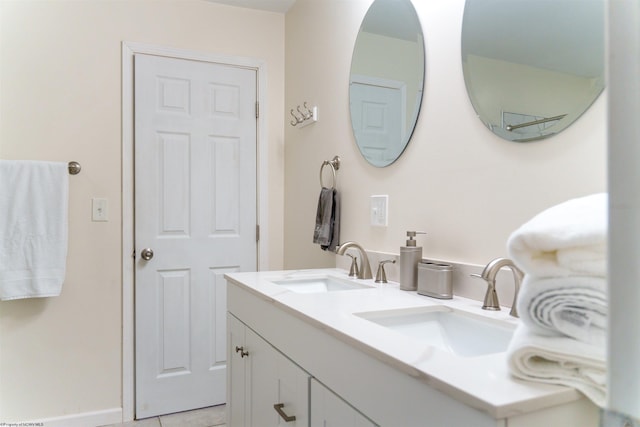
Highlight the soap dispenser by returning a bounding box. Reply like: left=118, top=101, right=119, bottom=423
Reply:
left=400, top=231, right=425, bottom=291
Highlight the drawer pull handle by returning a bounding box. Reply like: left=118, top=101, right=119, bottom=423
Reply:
left=273, top=403, right=296, bottom=422
left=235, top=346, right=249, bottom=358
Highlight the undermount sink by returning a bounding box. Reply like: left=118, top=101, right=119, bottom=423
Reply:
left=271, top=275, right=373, bottom=294
left=355, top=305, right=515, bottom=357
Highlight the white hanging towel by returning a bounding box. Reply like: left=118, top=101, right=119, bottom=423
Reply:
left=0, top=160, right=69, bottom=300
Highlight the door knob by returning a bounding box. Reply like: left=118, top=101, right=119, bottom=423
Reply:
left=140, top=248, right=154, bottom=261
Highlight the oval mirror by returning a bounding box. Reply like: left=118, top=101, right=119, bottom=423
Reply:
left=461, top=0, right=605, bottom=142
left=349, top=0, right=425, bottom=167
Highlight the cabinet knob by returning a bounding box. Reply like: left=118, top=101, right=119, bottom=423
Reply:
left=273, top=403, right=296, bottom=422
left=235, top=346, right=249, bottom=358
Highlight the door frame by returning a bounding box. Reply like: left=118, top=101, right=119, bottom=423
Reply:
left=121, top=41, right=269, bottom=421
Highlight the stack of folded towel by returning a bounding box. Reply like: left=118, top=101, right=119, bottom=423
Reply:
left=506, top=193, right=608, bottom=407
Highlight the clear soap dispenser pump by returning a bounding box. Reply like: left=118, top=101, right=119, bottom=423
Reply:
left=400, top=231, right=425, bottom=291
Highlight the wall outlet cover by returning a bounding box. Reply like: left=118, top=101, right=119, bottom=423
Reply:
left=370, top=195, right=388, bottom=227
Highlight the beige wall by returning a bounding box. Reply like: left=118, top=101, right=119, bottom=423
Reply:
left=284, top=0, right=606, bottom=267
left=0, top=0, right=284, bottom=421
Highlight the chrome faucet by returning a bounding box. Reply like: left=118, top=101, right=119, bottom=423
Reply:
left=472, top=257, right=523, bottom=317
left=336, top=242, right=373, bottom=280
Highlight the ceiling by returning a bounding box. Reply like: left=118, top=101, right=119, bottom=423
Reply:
left=204, top=0, right=297, bottom=13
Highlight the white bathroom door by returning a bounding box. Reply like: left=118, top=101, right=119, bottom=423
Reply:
left=134, top=53, right=257, bottom=418
left=350, top=76, right=404, bottom=165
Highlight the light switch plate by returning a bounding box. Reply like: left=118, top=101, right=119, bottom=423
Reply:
left=92, top=198, right=108, bottom=222
left=370, top=195, right=388, bottom=226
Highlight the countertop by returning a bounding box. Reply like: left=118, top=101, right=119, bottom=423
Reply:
left=225, top=268, right=584, bottom=419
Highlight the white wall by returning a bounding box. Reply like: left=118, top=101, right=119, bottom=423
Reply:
left=284, top=0, right=606, bottom=268
left=0, top=0, right=284, bottom=421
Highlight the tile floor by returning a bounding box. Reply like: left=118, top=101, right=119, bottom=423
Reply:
left=102, top=405, right=226, bottom=427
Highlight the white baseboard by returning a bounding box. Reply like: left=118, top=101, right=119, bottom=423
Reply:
left=28, top=407, right=122, bottom=427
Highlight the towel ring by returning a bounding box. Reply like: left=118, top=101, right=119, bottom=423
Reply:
left=319, top=156, right=340, bottom=189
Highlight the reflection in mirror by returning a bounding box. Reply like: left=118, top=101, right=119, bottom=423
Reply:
left=349, top=0, right=425, bottom=167
left=461, top=0, right=604, bottom=142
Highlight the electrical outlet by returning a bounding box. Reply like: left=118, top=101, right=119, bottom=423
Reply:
left=370, top=195, right=388, bottom=226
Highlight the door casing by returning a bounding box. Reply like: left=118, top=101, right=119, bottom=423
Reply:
left=121, top=41, right=269, bottom=421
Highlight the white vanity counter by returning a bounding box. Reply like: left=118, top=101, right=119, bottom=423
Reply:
left=225, top=268, right=597, bottom=426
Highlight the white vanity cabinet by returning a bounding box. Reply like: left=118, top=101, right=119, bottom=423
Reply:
left=226, top=273, right=599, bottom=427
left=227, top=313, right=309, bottom=427
left=226, top=282, right=491, bottom=426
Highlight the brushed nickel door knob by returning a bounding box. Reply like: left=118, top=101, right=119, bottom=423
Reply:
left=140, top=248, right=154, bottom=261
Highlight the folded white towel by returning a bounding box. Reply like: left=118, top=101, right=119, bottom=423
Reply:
left=507, top=193, right=607, bottom=277
left=507, top=323, right=606, bottom=407
left=0, top=160, right=69, bottom=300
left=517, top=276, right=607, bottom=347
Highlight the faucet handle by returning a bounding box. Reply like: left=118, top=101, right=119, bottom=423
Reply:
left=470, top=273, right=500, bottom=311
left=375, top=259, right=396, bottom=283
left=346, top=253, right=359, bottom=277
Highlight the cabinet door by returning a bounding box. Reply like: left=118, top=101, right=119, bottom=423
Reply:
left=228, top=314, right=248, bottom=427
left=310, top=379, right=378, bottom=427
left=228, top=313, right=309, bottom=427
left=245, top=326, right=278, bottom=425
left=273, top=350, right=309, bottom=426
left=246, top=328, right=309, bottom=426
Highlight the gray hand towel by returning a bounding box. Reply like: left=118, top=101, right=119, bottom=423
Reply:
left=327, top=188, right=340, bottom=252
left=313, top=187, right=340, bottom=251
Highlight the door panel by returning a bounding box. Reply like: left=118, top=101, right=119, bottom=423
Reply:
left=135, top=53, right=257, bottom=418
left=350, top=79, right=404, bottom=165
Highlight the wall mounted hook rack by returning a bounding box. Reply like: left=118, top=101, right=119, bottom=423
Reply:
left=290, top=102, right=318, bottom=128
